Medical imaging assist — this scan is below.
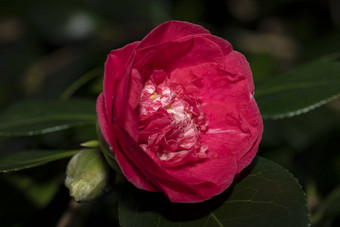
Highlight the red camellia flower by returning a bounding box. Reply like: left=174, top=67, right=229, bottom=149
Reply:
left=97, top=21, right=263, bottom=203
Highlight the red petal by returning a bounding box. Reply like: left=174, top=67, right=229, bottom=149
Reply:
left=115, top=123, right=238, bottom=203
left=134, top=36, right=225, bottom=80
left=104, top=41, right=139, bottom=128
left=162, top=154, right=238, bottom=202
left=138, top=21, right=210, bottom=49
left=200, top=34, right=233, bottom=56
left=127, top=68, right=143, bottom=109
left=96, top=93, right=114, bottom=146
left=224, top=51, right=255, bottom=94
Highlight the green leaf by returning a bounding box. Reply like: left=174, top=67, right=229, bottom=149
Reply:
left=0, top=150, right=77, bottom=173
left=118, top=157, right=309, bottom=227
left=255, top=54, right=340, bottom=119
left=0, top=99, right=96, bottom=136
left=61, top=67, right=103, bottom=100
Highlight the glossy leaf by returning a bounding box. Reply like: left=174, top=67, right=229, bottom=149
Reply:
left=61, top=67, right=103, bottom=100
left=118, top=157, right=309, bottom=227
left=0, top=99, right=96, bottom=136
left=0, top=150, right=77, bottom=173
left=255, top=54, right=340, bottom=119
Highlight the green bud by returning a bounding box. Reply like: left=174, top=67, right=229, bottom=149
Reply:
left=65, top=149, right=109, bottom=202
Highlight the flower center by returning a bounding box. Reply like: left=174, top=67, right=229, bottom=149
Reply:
left=137, top=70, right=208, bottom=167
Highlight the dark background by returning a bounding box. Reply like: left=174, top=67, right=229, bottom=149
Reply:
left=1, top=0, right=339, bottom=226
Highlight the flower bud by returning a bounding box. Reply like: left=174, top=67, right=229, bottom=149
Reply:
left=65, top=149, right=109, bottom=202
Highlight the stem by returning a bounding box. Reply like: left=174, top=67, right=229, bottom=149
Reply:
left=56, top=200, right=81, bottom=227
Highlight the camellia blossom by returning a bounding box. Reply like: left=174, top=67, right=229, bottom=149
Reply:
left=96, top=21, right=263, bottom=203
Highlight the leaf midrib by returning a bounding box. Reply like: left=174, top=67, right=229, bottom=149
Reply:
left=2, top=152, right=76, bottom=164
left=0, top=150, right=77, bottom=173
left=256, top=80, right=340, bottom=97
left=0, top=114, right=96, bottom=129
left=210, top=212, right=224, bottom=227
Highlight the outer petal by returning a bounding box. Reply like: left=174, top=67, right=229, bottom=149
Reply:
left=224, top=51, right=255, bottom=95
left=201, top=103, right=254, bottom=157
left=134, top=36, right=225, bottom=82
left=138, top=21, right=210, bottom=49
left=113, top=125, right=158, bottom=192
left=171, top=62, right=263, bottom=173
left=200, top=34, right=233, bottom=56
left=127, top=68, right=143, bottom=109
left=235, top=98, right=263, bottom=173
left=113, top=123, right=238, bottom=203
left=103, top=41, right=139, bottom=133
left=171, top=63, right=251, bottom=113
left=158, top=153, right=238, bottom=202
left=114, top=125, right=207, bottom=202
left=197, top=64, right=262, bottom=172
left=103, top=41, right=141, bottom=143
left=236, top=133, right=262, bottom=173
left=96, top=93, right=114, bottom=146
